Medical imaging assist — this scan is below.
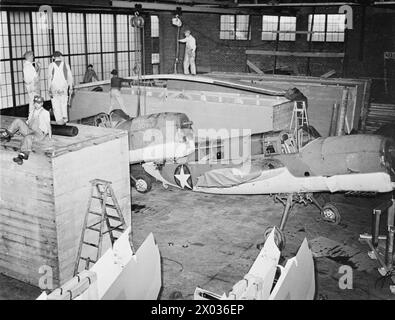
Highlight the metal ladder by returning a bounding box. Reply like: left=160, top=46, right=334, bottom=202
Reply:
left=290, top=100, right=309, bottom=150
left=74, top=179, right=126, bottom=276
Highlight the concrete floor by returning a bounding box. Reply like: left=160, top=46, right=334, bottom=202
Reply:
left=131, top=184, right=395, bottom=300
left=1, top=182, right=394, bottom=300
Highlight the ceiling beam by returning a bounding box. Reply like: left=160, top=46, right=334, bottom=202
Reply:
left=111, top=1, right=248, bottom=13
left=374, top=1, right=395, bottom=5
left=238, top=2, right=359, bottom=7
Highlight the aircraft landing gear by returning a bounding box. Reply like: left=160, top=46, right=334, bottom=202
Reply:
left=263, top=226, right=287, bottom=251
left=320, top=203, right=342, bottom=225
left=263, top=193, right=294, bottom=250
left=262, top=193, right=342, bottom=250
left=130, top=164, right=152, bottom=193
left=131, top=173, right=152, bottom=193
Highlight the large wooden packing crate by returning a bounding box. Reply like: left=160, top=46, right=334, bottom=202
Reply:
left=0, top=116, right=131, bottom=288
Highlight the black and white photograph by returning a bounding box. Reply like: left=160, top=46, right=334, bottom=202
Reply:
left=0, top=0, right=395, bottom=305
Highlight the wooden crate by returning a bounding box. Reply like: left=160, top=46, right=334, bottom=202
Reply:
left=0, top=116, right=131, bottom=288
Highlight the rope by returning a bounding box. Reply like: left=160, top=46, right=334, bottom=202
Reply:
left=174, top=25, right=181, bottom=74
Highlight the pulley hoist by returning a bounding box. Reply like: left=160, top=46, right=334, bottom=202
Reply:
left=172, top=14, right=182, bottom=74
left=130, top=11, right=145, bottom=116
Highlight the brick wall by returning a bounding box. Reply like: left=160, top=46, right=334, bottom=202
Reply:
left=143, top=7, right=395, bottom=102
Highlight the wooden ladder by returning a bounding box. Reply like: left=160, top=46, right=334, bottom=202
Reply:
left=290, top=100, right=309, bottom=150
left=74, top=179, right=126, bottom=276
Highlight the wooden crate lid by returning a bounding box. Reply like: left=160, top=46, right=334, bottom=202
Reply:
left=0, top=116, right=127, bottom=158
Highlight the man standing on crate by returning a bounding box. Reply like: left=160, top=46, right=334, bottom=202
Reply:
left=48, top=51, right=74, bottom=125
left=0, top=95, right=52, bottom=165
left=178, top=30, right=197, bottom=75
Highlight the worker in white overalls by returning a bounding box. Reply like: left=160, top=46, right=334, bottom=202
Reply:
left=48, top=51, right=73, bottom=125
left=178, top=30, right=197, bottom=75
left=0, top=95, right=51, bottom=165
left=23, top=50, right=41, bottom=117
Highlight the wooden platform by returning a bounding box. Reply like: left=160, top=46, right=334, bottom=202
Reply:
left=0, top=116, right=131, bottom=287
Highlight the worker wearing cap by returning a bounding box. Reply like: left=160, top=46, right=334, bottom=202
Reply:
left=178, top=30, right=197, bottom=75
left=0, top=95, right=51, bottom=165
left=82, top=64, right=99, bottom=83
left=23, top=50, right=41, bottom=116
left=48, top=51, right=73, bottom=125
left=109, top=69, right=132, bottom=113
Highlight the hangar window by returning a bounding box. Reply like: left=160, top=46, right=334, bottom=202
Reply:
left=0, top=9, right=142, bottom=110
left=261, top=15, right=296, bottom=41
left=151, top=15, right=159, bottom=38
left=101, top=14, right=115, bottom=78
left=0, top=11, right=13, bottom=110
left=308, top=14, right=345, bottom=42
left=152, top=53, right=160, bottom=74
left=67, top=13, right=86, bottom=85
left=117, top=14, right=130, bottom=78
left=8, top=11, right=33, bottom=107
left=152, top=53, right=160, bottom=64
left=220, top=15, right=250, bottom=40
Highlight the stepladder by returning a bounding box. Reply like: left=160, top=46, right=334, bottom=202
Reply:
left=289, top=100, right=309, bottom=150
left=74, top=179, right=127, bottom=276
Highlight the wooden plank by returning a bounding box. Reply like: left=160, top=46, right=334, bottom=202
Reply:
left=0, top=207, right=56, bottom=227
left=0, top=260, right=59, bottom=288
left=0, top=218, right=57, bottom=241
left=246, top=50, right=345, bottom=58
left=0, top=233, right=57, bottom=258
left=320, top=70, right=336, bottom=78
left=247, top=60, right=264, bottom=74
left=207, top=72, right=366, bottom=87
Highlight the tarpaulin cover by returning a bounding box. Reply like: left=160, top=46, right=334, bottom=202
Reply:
left=196, top=158, right=282, bottom=188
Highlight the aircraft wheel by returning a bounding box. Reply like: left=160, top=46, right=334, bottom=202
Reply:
left=263, top=226, right=286, bottom=251
left=321, top=203, right=341, bottom=225
left=131, top=174, right=152, bottom=194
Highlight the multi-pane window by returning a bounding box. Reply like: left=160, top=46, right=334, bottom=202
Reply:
left=152, top=53, right=159, bottom=74
left=101, top=14, right=114, bottom=53
left=101, top=14, right=115, bottom=77
left=262, top=15, right=297, bottom=41
left=220, top=15, right=250, bottom=40
left=152, top=53, right=159, bottom=64
left=151, top=15, right=159, bottom=38
left=68, top=13, right=85, bottom=84
left=69, top=13, right=84, bottom=54
left=117, top=14, right=129, bottom=76
left=308, top=14, right=345, bottom=42
left=86, top=14, right=100, bottom=54
left=9, top=12, right=32, bottom=106
left=53, top=13, right=68, bottom=55
left=0, top=10, right=142, bottom=110
left=0, top=11, right=12, bottom=110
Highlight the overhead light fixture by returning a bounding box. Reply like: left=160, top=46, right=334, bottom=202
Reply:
left=130, top=11, right=145, bottom=28
left=172, top=7, right=182, bottom=27
left=172, top=15, right=182, bottom=27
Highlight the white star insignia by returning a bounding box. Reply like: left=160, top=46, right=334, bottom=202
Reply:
left=174, top=165, right=192, bottom=189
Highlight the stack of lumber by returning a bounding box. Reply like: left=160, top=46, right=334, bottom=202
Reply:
left=364, top=103, right=395, bottom=133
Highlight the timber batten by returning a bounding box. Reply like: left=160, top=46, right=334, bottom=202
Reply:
left=0, top=116, right=131, bottom=287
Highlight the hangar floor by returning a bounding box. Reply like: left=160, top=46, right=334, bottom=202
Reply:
left=1, top=182, right=395, bottom=300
